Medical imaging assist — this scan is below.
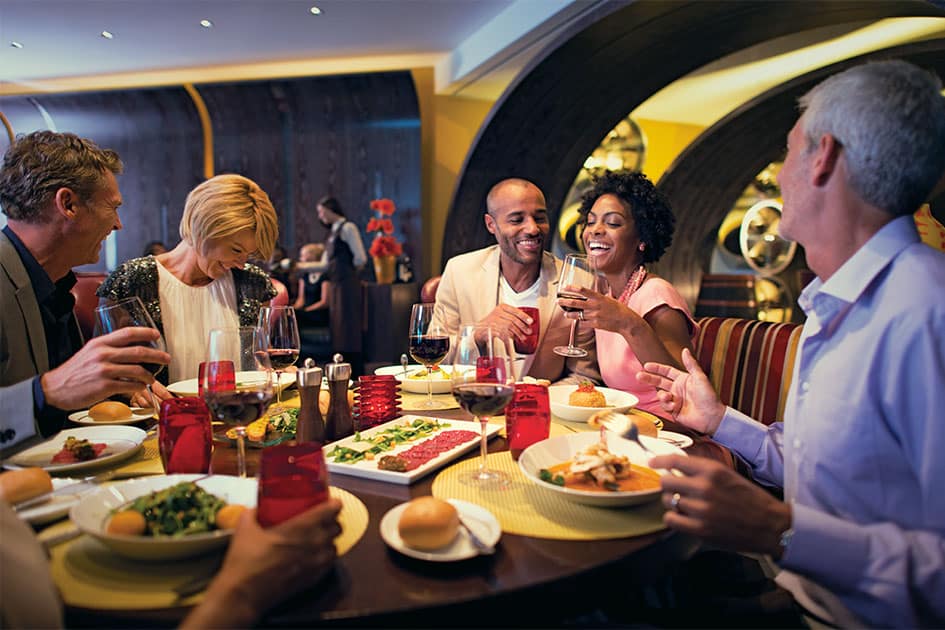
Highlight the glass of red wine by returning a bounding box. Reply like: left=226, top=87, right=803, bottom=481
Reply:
left=553, top=253, right=595, bottom=358
left=408, top=303, right=451, bottom=409
left=94, top=296, right=166, bottom=412
left=256, top=305, right=300, bottom=409
left=202, top=327, right=275, bottom=478
left=451, top=324, right=515, bottom=487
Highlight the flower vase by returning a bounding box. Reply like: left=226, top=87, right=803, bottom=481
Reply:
left=373, top=255, right=397, bottom=285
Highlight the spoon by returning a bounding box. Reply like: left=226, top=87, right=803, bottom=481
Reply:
left=400, top=353, right=409, bottom=379
left=596, top=412, right=684, bottom=477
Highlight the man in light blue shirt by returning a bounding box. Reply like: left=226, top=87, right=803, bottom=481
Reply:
left=639, top=60, right=945, bottom=626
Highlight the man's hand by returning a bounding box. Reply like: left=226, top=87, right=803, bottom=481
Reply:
left=637, top=348, right=725, bottom=435
left=40, top=327, right=170, bottom=411
left=129, top=380, right=173, bottom=410
left=477, top=304, right=534, bottom=346
left=182, top=499, right=342, bottom=628
left=649, top=454, right=792, bottom=559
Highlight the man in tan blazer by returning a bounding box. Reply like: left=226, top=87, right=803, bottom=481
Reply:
left=432, top=178, right=599, bottom=384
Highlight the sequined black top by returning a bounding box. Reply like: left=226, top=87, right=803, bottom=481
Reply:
left=97, top=256, right=277, bottom=335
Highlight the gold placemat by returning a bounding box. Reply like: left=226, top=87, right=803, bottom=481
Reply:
left=46, top=486, right=368, bottom=610
left=399, top=391, right=460, bottom=411
left=111, top=437, right=164, bottom=477
left=431, top=451, right=666, bottom=541
left=487, top=416, right=574, bottom=439
left=553, top=408, right=664, bottom=434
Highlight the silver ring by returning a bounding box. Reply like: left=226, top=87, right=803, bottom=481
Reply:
left=578, top=310, right=585, bottom=321
left=670, top=492, right=681, bottom=511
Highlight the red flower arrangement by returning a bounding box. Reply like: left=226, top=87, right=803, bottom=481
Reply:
left=367, top=198, right=403, bottom=258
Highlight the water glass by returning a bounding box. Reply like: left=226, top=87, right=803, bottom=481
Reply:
left=505, top=383, right=551, bottom=461
left=257, top=441, right=330, bottom=528
left=159, top=397, right=213, bottom=474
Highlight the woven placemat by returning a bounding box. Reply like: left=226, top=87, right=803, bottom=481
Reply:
left=552, top=408, right=664, bottom=434
left=46, top=486, right=368, bottom=610
left=399, top=391, right=460, bottom=411
left=111, top=437, right=164, bottom=477
left=431, top=451, right=666, bottom=541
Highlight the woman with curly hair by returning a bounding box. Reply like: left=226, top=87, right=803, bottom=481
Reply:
left=557, top=170, right=698, bottom=417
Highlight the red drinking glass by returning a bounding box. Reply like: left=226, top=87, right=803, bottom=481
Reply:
left=257, top=441, right=330, bottom=528
left=514, top=306, right=540, bottom=355
left=476, top=356, right=508, bottom=383
left=505, top=383, right=551, bottom=461
left=203, top=360, right=235, bottom=393
left=158, top=397, right=213, bottom=473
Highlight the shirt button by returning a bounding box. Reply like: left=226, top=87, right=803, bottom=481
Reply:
left=801, top=381, right=810, bottom=392
left=793, top=438, right=802, bottom=449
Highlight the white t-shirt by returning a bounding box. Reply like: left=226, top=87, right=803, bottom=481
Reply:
left=157, top=262, right=240, bottom=383
left=499, top=274, right=541, bottom=378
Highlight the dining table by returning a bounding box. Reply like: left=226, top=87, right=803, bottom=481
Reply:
left=49, top=385, right=734, bottom=628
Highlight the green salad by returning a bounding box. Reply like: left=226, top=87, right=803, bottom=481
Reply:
left=268, top=407, right=299, bottom=437
left=124, top=481, right=226, bottom=537
left=326, top=418, right=450, bottom=464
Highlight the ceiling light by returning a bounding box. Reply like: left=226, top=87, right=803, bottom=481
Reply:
left=200, top=19, right=213, bottom=28
left=309, top=6, right=322, bottom=15
left=101, top=30, right=114, bottom=39
left=10, top=41, right=23, bottom=48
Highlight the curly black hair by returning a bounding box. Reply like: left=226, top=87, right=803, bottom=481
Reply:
left=577, top=170, right=675, bottom=264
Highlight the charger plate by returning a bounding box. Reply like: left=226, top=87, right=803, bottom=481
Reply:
left=44, top=486, right=367, bottom=610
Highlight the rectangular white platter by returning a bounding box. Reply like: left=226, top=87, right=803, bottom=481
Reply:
left=324, top=415, right=502, bottom=485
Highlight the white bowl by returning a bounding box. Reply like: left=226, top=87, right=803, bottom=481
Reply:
left=70, top=474, right=257, bottom=561
left=517, top=432, right=683, bottom=507
left=547, top=385, right=638, bottom=422
left=374, top=364, right=460, bottom=395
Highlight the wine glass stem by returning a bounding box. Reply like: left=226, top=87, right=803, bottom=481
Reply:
left=478, top=416, right=488, bottom=474
left=146, top=384, right=158, bottom=414
left=568, top=320, right=578, bottom=350
left=275, top=370, right=282, bottom=403
left=427, top=370, right=434, bottom=403
left=235, top=427, right=247, bottom=478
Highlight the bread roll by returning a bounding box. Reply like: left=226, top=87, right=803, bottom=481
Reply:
left=89, top=400, right=133, bottom=421
left=0, top=468, right=53, bottom=504
left=397, top=496, right=460, bottom=550
left=318, top=389, right=356, bottom=416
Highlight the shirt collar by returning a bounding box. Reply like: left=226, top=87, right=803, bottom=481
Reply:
left=799, top=215, right=919, bottom=309
left=2, top=225, right=58, bottom=302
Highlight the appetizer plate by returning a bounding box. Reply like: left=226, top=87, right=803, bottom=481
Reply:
left=70, top=474, right=257, bottom=561
left=379, top=499, right=501, bottom=562
left=16, top=477, right=97, bottom=525
left=68, top=407, right=155, bottom=425
left=374, top=364, right=457, bottom=394
left=167, top=370, right=295, bottom=397
left=2, top=426, right=147, bottom=474
left=517, top=431, right=684, bottom=507
left=658, top=431, right=694, bottom=449
left=547, top=385, right=639, bottom=423
left=324, top=415, right=502, bottom=485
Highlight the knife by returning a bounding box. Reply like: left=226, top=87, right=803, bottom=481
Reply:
left=458, top=516, right=495, bottom=555
left=12, top=470, right=117, bottom=512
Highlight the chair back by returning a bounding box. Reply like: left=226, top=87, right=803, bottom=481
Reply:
left=694, top=316, right=802, bottom=425
left=420, top=275, right=441, bottom=304
left=70, top=272, right=108, bottom=341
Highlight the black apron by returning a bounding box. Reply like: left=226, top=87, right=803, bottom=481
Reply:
left=326, top=221, right=363, bottom=352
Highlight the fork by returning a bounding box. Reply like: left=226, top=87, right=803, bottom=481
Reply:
left=596, top=411, right=684, bottom=477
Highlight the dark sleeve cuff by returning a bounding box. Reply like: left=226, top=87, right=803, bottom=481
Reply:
left=32, top=376, right=67, bottom=437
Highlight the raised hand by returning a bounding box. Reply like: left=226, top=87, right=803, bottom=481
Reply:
left=636, top=348, right=725, bottom=434
left=40, top=327, right=170, bottom=411
left=648, top=453, right=791, bottom=559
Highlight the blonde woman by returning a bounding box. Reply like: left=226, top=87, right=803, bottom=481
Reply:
left=98, top=174, right=279, bottom=387
left=293, top=242, right=330, bottom=327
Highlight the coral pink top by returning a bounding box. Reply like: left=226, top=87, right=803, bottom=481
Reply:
left=595, top=277, right=699, bottom=418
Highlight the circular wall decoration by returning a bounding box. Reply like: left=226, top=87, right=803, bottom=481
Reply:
left=739, top=199, right=797, bottom=276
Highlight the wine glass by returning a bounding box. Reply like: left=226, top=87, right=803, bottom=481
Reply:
left=201, top=326, right=275, bottom=478
left=451, top=324, right=515, bottom=487
left=256, top=305, right=300, bottom=409
left=553, top=254, right=595, bottom=358
left=94, top=296, right=166, bottom=412
left=408, top=303, right=451, bottom=409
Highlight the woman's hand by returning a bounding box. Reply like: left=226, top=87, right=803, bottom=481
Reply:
left=557, top=287, right=644, bottom=335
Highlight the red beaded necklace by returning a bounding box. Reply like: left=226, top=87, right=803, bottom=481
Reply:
left=617, top=264, right=647, bottom=304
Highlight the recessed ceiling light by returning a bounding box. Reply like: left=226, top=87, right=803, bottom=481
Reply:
left=309, top=6, right=322, bottom=15
left=10, top=41, right=23, bottom=49
left=200, top=19, right=213, bottom=28
left=101, top=30, right=114, bottom=39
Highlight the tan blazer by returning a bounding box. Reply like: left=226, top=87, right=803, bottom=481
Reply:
left=431, top=245, right=600, bottom=384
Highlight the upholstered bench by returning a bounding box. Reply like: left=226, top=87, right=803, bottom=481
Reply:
left=693, top=317, right=802, bottom=426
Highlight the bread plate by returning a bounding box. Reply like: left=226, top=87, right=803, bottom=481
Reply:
left=379, top=499, right=500, bottom=561
left=15, top=477, right=98, bottom=525
left=2, top=426, right=147, bottom=474
left=68, top=407, right=155, bottom=425
left=547, top=385, right=638, bottom=423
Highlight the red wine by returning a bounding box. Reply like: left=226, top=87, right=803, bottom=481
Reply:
left=557, top=292, right=588, bottom=313
left=453, top=383, right=514, bottom=417
left=266, top=348, right=299, bottom=370
left=409, top=335, right=450, bottom=366
left=204, top=389, right=275, bottom=427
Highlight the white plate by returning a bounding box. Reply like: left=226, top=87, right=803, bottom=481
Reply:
left=70, top=474, right=257, bottom=561
left=16, top=477, right=97, bottom=525
left=517, top=432, right=684, bottom=507
left=167, top=370, right=295, bottom=397
left=547, top=385, right=639, bottom=423
left=2, top=426, right=147, bottom=474
left=324, top=415, right=502, bottom=485
left=379, top=499, right=500, bottom=561
left=68, top=407, right=155, bottom=425
left=374, top=364, right=456, bottom=394
left=658, top=431, right=693, bottom=449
